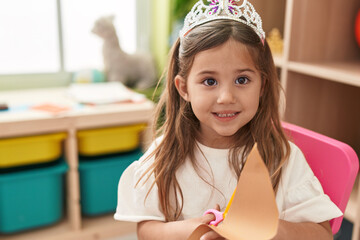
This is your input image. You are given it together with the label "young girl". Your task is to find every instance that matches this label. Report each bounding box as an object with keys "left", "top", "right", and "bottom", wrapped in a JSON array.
[{"left": 114, "top": 0, "right": 342, "bottom": 239}]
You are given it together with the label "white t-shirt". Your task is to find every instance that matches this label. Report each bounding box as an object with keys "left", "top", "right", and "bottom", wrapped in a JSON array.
[{"left": 114, "top": 138, "right": 342, "bottom": 223}]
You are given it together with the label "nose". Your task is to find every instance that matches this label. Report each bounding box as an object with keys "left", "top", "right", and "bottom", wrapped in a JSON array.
[{"left": 217, "top": 86, "right": 236, "bottom": 104}]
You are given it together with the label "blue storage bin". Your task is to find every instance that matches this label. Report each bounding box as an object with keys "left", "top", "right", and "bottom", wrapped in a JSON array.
[
  {"left": 0, "top": 161, "right": 68, "bottom": 233},
  {"left": 79, "top": 149, "right": 142, "bottom": 216}
]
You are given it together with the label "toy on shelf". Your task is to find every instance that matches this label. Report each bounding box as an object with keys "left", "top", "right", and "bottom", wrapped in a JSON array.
[
  {"left": 72, "top": 69, "right": 105, "bottom": 84},
  {"left": 267, "top": 28, "right": 284, "bottom": 55},
  {"left": 92, "top": 16, "right": 157, "bottom": 90}
]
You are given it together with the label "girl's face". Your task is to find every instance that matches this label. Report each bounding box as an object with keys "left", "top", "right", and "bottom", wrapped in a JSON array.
[{"left": 175, "top": 39, "right": 262, "bottom": 148}]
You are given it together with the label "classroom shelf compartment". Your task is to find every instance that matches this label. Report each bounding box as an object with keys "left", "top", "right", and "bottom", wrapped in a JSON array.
[
  {"left": 0, "top": 161, "right": 68, "bottom": 234},
  {"left": 252, "top": 0, "right": 286, "bottom": 36},
  {"left": 78, "top": 149, "right": 143, "bottom": 216},
  {"left": 287, "top": 61, "right": 360, "bottom": 87},
  {"left": 0, "top": 133, "right": 66, "bottom": 168},
  {"left": 289, "top": 0, "right": 360, "bottom": 63},
  {"left": 0, "top": 88, "right": 154, "bottom": 239},
  {"left": 77, "top": 124, "right": 146, "bottom": 156},
  {"left": 284, "top": 71, "right": 360, "bottom": 155}
]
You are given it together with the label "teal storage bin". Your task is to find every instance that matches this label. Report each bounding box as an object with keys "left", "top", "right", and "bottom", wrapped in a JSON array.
[
  {"left": 79, "top": 149, "right": 142, "bottom": 216},
  {"left": 0, "top": 161, "right": 67, "bottom": 233}
]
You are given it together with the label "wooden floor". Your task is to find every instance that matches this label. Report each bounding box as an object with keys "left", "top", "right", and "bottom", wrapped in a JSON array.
[{"left": 0, "top": 215, "right": 137, "bottom": 240}]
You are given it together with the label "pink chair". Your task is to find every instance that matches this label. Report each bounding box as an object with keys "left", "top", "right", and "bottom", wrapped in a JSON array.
[{"left": 282, "top": 122, "right": 359, "bottom": 234}]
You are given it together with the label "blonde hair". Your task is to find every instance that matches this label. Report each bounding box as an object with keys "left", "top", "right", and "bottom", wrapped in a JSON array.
[{"left": 140, "top": 20, "right": 290, "bottom": 221}]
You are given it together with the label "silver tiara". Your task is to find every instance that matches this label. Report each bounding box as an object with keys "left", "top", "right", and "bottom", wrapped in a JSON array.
[{"left": 179, "top": 0, "right": 265, "bottom": 42}]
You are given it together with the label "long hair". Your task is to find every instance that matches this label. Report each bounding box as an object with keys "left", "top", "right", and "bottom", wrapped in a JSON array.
[{"left": 140, "top": 20, "right": 290, "bottom": 221}]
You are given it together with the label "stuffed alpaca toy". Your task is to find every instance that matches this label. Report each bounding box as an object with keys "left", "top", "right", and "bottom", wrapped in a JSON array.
[{"left": 92, "top": 16, "right": 157, "bottom": 89}]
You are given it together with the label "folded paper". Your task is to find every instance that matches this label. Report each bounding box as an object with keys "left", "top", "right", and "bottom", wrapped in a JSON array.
[{"left": 188, "top": 144, "right": 279, "bottom": 240}]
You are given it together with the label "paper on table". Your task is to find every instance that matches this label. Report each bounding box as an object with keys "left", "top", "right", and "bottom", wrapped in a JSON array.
[
  {"left": 31, "top": 103, "right": 70, "bottom": 114},
  {"left": 188, "top": 144, "right": 279, "bottom": 240},
  {"left": 67, "top": 82, "right": 146, "bottom": 105}
]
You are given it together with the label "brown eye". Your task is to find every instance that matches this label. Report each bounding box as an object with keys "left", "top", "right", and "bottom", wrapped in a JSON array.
[
  {"left": 203, "top": 78, "right": 217, "bottom": 86},
  {"left": 235, "top": 77, "right": 249, "bottom": 85}
]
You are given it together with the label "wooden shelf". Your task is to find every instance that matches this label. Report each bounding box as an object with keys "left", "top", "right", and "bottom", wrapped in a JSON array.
[
  {"left": 0, "top": 87, "right": 153, "bottom": 240},
  {"left": 345, "top": 177, "right": 359, "bottom": 223},
  {"left": 252, "top": 0, "right": 286, "bottom": 35},
  {"left": 289, "top": 0, "right": 360, "bottom": 63},
  {"left": 288, "top": 61, "right": 360, "bottom": 87},
  {"left": 284, "top": 72, "right": 360, "bottom": 153},
  {"left": 278, "top": 0, "right": 360, "bottom": 238},
  {"left": 0, "top": 215, "right": 136, "bottom": 240},
  {"left": 273, "top": 54, "right": 284, "bottom": 68}
]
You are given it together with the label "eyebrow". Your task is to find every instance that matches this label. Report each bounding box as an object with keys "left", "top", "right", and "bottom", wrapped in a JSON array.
[{"left": 196, "top": 68, "right": 256, "bottom": 75}]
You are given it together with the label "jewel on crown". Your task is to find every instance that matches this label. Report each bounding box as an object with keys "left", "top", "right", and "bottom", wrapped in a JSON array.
[{"left": 179, "top": 0, "right": 265, "bottom": 42}]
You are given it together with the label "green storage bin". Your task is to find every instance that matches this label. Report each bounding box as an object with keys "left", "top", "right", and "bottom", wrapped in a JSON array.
[
  {"left": 0, "top": 161, "right": 68, "bottom": 233},
  {"left": 79, "top": 149, "right": 142, "bottom": 216}
]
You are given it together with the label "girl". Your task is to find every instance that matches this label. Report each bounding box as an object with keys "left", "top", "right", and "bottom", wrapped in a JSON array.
[{"left": 114, "top": 0, "right": 342, "bottom": 239}]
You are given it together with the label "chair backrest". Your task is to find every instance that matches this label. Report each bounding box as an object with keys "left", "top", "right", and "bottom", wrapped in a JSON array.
[{"left": 282, "top": 122, "right": 359, "bottom": 234}]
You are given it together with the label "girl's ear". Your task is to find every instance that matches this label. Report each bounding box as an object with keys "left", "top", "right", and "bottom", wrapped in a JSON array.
[{"left": 174, "top": 75, "right": 189, "bottom": 101}]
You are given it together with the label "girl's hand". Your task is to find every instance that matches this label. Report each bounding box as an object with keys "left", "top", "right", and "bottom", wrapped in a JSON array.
[
  {"left": 137, "top": 204, "right": 225, "bottom": 240},
  {"left": 199, "top": 204, "right": 225, "bottom": 240}
]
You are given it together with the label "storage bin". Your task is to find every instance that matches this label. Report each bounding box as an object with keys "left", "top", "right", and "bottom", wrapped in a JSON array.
[
  {"left": 0, "top": 133, "right": 66, "bottom": 168},
  {"left": 77, "top": 124, "right": 146, "bottom": 156},
  {"left": 79, "top": 149, "right": 142, "bottom": 216},
  {"left": 0, "top": 161, "right": 68, "bottom": 233}
]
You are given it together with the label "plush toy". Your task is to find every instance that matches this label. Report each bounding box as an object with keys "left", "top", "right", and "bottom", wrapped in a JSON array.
[{"left": 92, "top": 16, "right": 157, "bottom": 90}]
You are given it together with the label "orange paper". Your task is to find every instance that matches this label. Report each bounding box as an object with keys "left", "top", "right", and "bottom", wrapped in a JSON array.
[
  {"left": 188, "top": 144, "right": 279, "bottom": 240},
  {"left": 31, "top": 103, "right": 70, "bottom": 114}
]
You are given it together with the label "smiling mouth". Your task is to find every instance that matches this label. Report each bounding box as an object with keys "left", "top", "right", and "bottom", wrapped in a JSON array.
[{"left": 213, "top": 112, "right": 240, "bottom": 118}]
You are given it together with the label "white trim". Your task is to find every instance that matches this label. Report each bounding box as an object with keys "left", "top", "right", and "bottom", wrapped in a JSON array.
[
  {"left": 0, "top": 72, "right": 72, "bottom": 91},
  {"left": 136, "top": 0, "right": 152, "bottom": 53},
  {"left": 57, "top": 0, "right": 65, "bottom": 71}
]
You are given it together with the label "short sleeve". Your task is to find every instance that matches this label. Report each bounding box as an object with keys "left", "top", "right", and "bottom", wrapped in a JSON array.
[
  {"left": 114, "top": 139, "right": 166, "bottom": 222},
  {"left": 277, "top": 142, "right": 343, "bottom": 223}
]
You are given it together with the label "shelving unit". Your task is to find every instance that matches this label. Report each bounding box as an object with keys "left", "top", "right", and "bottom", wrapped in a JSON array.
[
  {"left": 254, "top": 0, "right": 360, "bottom": 238},
  {"left": 0, "top": 88, "right": 153, "bottom": 240}
]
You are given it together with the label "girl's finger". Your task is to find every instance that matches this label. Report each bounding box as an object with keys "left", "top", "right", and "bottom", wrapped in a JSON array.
[
  {"left": 202, "top": 204, "right": 221, "bottom": 224},
  {"left": 202, "top": 212, "right": 216, "bottom": 224},
  {"left": 200, "top": 230, "right": 223, "bottom": 240}
]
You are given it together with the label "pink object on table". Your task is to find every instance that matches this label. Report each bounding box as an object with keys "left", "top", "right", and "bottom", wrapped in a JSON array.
[{"left": 282, "top": 122, "right": 359, "bottom": 234}]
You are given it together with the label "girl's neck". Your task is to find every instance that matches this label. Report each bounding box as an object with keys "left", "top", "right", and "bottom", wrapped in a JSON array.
[{"left": 196, "top": 135, "right": 235, "bottom": 149}]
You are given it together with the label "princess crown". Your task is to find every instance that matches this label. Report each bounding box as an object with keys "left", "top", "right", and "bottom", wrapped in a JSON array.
[{"left": 179, "top": 0, "right": 265, "bottom": 43}]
